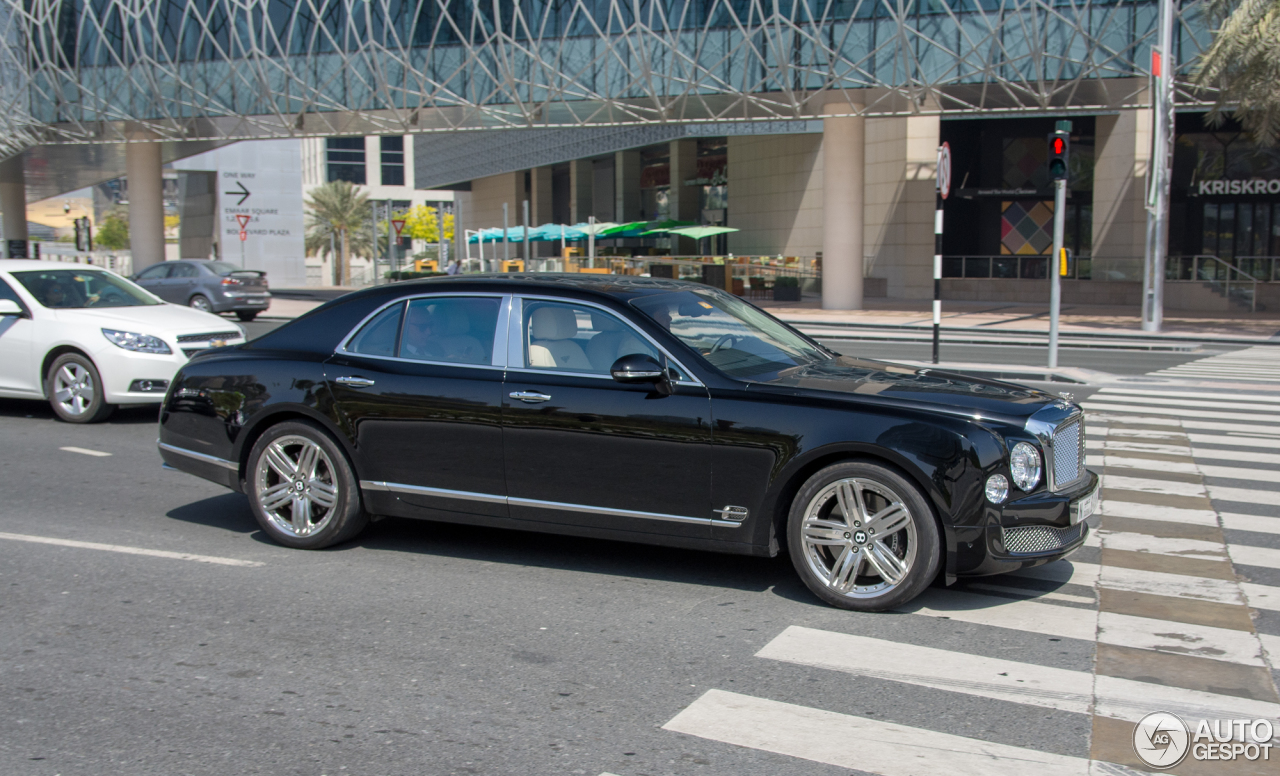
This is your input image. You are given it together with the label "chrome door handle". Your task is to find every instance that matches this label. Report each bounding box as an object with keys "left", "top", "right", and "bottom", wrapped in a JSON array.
[
  {"left": 336, "top": 376, "right": 376, "bottom": 388},
  {"left": 509, "top": 391, "right": 551, "bottom": 403}
]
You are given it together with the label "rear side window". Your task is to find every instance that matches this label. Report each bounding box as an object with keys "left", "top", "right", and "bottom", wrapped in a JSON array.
[
  {"left": 170, "top": 263, "right": 198, "bottom": 278},
  {"left": 399, "top": 296, "right": 501, "bottom": 365},
  {"left": 346, "top": 302, "right": 403, "bottom": 357}
]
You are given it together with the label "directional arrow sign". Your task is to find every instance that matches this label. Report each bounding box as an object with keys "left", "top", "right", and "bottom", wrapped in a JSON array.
[{"left": 225, "top": 181, "right": 251, "bottom": 205}]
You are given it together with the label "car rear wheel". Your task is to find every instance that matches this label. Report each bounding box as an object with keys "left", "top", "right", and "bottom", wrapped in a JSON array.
[
  {"left": 235, "top": 311, "right": 258, "bottom": 322},
  {"left": 46, "top": 353, "right": 115, "bottom": 424},
  {"left": 787, "top": 461, "right": 940, "bottom": 611},
  {"left": 189, "top": 294, "right": 212, "bottom": 312},
  {"left": 246, "top": 421, "right": 367, "bottom": 549}
]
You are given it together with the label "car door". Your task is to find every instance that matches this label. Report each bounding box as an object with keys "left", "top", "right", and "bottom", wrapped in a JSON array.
[
  {"left": 501, "top": 296, "right": 714, "bottom": 539},
  {"left": 132, "top": 263, "right": 172, "bottom": 300},
  {"left": 323, "top": 293, "right": 510, "bottom": 519},
  {"left": 0, "top": 276, "right": 39, "bottom": 394},
  {"left": 167, "top": 262, "right": 200, "bottom": 304}
]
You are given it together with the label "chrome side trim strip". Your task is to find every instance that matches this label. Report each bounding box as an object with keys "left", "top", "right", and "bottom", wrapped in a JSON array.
[
  {"left": 157, "top": 441, "right": 238, "bottom": 471},
  {"left": 508, "top": 496, "right": 708, "bottom": 526},
  {"left": 359, "top": 480, "right": 508, "bottom": 505},
  {"left": 359, "top": 478, "right": 739, "bottom": 527}
]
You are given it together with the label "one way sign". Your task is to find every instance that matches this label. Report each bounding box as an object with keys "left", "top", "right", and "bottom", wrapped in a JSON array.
[{"left": 224, "top": 181, "right": 251, "bottom": 205}]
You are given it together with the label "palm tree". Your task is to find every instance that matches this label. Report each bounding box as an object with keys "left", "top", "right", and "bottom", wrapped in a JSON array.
[
  {"left": 305, "top": 180, "right": 372, "bottom": 285},
  {"left": 1193, "top": 0, "right": 1280, "bottom": 144}
]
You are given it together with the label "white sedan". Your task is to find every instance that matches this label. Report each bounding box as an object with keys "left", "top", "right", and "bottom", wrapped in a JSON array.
[{"left": 0, "top": 260, "right": 247, "bottom": 423}]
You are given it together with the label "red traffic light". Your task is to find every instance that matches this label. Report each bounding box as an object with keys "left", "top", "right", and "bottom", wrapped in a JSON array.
[{"left": 1051, "top": 137, "right": 1065, "bottom": 155}]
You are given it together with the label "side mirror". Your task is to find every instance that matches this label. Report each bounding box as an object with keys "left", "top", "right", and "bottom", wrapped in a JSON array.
[
  {"left": 610, "top": 353, "right": 666, "bottom": 384},
  {"left": 0, "top": 299, "right": 25, "bottom": 317}
]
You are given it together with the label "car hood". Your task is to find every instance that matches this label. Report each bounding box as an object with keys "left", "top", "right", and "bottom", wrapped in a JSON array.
[
  {"left": 753, "top": 356, "right": 1056, "bottom": 421},
  {"left": 53, "top": 304, "right": 237, "bottom": 334}
]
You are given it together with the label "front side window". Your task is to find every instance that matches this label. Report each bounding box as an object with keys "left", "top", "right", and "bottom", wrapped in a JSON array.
[
  {"left": 12, "top": 269, "right": 162, "bottom": 309},
  {"left": 631, "top": 290, "right": 829, "bottom": 380},
  {"left": 523, "top": 301, "right": 659, "bottom": 375},
  {"left": 399, "top": 296, "right": 500, "bottom": 365}
]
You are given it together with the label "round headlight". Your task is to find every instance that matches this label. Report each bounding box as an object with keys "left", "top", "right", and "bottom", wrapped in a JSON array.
[
  {"left": 985, "top": 474, "right": 1009, "bottom": 504},
  {"left": 1010, "top": 442, "right": 1042, "bottom": 491}
]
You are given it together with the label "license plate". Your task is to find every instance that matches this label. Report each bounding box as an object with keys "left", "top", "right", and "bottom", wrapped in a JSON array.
[{"left": 1071, "top": 486, "right": 1098, "bottom": 525}]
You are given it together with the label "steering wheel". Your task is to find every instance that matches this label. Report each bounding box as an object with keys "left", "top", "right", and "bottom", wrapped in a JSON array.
[
  {"left": 708, "top": 334, "right": 739, "bottom": 354},
  {"left": 93, "top": 288, "right": 127, "bottom": 306}
]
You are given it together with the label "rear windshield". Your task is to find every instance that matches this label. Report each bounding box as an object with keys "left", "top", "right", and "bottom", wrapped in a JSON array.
[
  {"left": 12, "top": 268, "right": 161, "bottom": 309},
  {"left": 207, "top": 261, "right": 258, "bottom": 275}
]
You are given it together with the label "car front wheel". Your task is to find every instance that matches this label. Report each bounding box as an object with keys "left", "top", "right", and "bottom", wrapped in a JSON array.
[
  {"left": 787, "top": 461, "right": 940, "bottom": 611},
  {"left": 46, "top": 353, "right": 115, "bottom": 424},
  {"left": 246, "top": 420, "right": 367, "bottom": 549}
]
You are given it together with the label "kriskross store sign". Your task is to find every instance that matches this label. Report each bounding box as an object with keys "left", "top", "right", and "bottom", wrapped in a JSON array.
[{"left": 1193, "top": 178, "right": 1280, "bottom": 195}]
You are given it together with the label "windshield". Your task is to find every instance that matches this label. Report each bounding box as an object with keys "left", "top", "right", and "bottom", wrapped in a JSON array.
[
  {"left": 631, "top": 289, "right": 831, "bottom": 379},
  {"left": 13, "top": 268, "right": 161, "bottom": 309}
]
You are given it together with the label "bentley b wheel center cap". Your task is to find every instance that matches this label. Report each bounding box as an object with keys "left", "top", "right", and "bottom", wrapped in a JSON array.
[{"left": 853, "top": 530, "right": 868, "bottom": 544}]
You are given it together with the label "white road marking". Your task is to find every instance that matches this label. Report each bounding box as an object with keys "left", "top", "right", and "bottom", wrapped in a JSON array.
[
  {"left": 1104, "top": 442, "right": 1193, "bottom": 456},
  {"left": 1103, "top": 475, "right": 1205, "bottom": 498},
  {"left": 1189, "top": 433, "right": 1280, "bottom": 449},
  {"left": 756, "top": 626, "right": 1280, "bottom": 723},
  {"left": 1221, "top": 512, "right": 1280, "bottom": 535},
  {"left": 907, "top": 589, "right": 1265, "bottom": 665},
  {"left": 1205, "top": 483, "right": 1280, "bottom": 506},
  {"left": 1241, "top": 582, "right": 1280, "bottom": 613},
  {"left": 1099, "top": 388, "right": 1280, "bottom": 404},
  {"left": 663, "top": 689, "right": 1093, "bottom": 776},
  {"left": 59, "top": 446, "right": 111, "bottom": 457},
  {"left": 1082, "top": 401, "right": 1280, "bottom": 424},
  {"left": 1013, "top": 560, "right": 1280, "bottom": 613},
  {"left": 0, "top": 531, "right": 264, "bottom": 567},
  {"left": 1099, "top": 456, "right": 1200, "bottom": 475},
  {"left": 1087, "top": 395, "right": 1280, "bottom": 414},
  {"left": 965, "top": 582, "right": 1095, "bottom": 605},
  {"left": 1099, "top": 499, "right": 1219, "bottom": 526},
  {"left": 1097, "top": 530, "right": 1228, "bottom": 561},
  {"left": 1227, "top": 542, "right": 1280, "bottom": 570},
  {"left": 1193, "top": 447, "right": 1280, "bottom": 466}
]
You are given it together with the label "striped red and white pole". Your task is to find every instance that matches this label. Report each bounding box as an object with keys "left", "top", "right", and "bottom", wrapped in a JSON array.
[{"left": 933, "top": 191, "right": 943, "bottom": 364}]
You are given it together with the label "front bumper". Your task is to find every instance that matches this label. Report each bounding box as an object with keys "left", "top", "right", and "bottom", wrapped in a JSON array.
[
  {"left": 954, "top": 470, "right": 1099, "bottom": 578},
  {"left": 96, "top": 336, "right": 245, "bottom": 405}
]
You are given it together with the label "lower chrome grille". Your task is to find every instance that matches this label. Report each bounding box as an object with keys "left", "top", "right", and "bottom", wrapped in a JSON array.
[
  {"left": 1051, "top": 418, "right": 1083, "bottom": 490},
  {"left": 1002, "top": 523, "right": 1086, "bottom": 555}
]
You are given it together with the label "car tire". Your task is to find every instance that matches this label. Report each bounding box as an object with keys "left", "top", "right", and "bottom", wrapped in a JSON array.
[
  {"left": 787, "top": 461, "right": 940, "bottom": 612},
  {"left": 246, "top": 420, "right": 367, "bottom": 549},
  {"left": 189, "top": 294, "right": 213, "bottom": 312},
  {"left": 46, "top": 353, "right": 116, "bottom": 424},
  {"left": 235, "top": 311, "right": 258, "bottom": 322}
]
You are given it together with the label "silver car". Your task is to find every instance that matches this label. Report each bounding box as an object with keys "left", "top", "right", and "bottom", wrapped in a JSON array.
[{"left": 132, "top": 260, "right": 271, "bottom": 322}]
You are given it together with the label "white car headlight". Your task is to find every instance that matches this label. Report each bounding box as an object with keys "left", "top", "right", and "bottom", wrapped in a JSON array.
[
  {"left": 1010, "top": 442, "right": 1042, "bottom": 491},
  {"left": 102, "top": 328, "right": 172, "bottom": 355}
]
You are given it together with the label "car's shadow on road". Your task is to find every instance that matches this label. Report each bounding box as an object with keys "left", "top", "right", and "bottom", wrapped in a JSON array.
[
  {"left": 0, "top": 398, "right": 159, "bottom": 425},
  {"left": 164, "top": 493, "right": 816, "bottom": 605}
]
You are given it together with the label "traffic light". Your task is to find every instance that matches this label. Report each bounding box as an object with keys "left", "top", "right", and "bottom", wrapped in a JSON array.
[
  {"left": 1048, "top": 130, "right": 1070, "bottom": 181},
  {"left": 1059, "top": 247, "right": 1072, "bottom": 277}
]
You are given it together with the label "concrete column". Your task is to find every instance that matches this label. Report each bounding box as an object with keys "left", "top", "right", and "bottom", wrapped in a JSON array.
[
  {"left": 822, "top": 103, "right": 865, "bottom": 309},
  {"left": 126, "top": 140, "right": 166, "bottom": 272},
  {"left": 1092, "top": 109, "right": 1151, "bottom": 265},
  {"left": 0, "top": 154, "right": 28, "bottom": 257},
  {"left": 863, "top": 114, "right": 941, "bottom": 300},
  {"left": 529, "top": 166, "right": 553, "bottom": 256},
  {"left": 668, "top": 139, "right": 699, "bottom": 254},
  {"left": 615, "top": 150, "right": 641, "bottom": 223},
  {"left": 570, "top": 159, "right": 593, "bottom": 223}
]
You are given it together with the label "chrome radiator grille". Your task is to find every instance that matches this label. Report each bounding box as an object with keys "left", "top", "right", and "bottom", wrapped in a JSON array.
[
  {"left": 1003, "top": 523, "right": 1086, "bottom": 554},
  {"left": 177, "top": 331, "right": 242, "bottom": 343},
  {"left": 1051, "top": 419, "right": 1083, "bottom": 489}
]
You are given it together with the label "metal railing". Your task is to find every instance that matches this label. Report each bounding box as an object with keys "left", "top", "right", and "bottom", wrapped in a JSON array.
[{"left": 1167, "top": 254, "right": 1261, "bottom": 312}]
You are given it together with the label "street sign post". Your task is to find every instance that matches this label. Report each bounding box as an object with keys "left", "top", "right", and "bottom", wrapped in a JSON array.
[
  {"left": 1047, "top": 121, "right": 1071, "bottom": 368},
  {"left": 933, "top": 142, "right": 951, "bottom": 364},
  {"left": 235, "top": 214, "right": 252, "bottom": 267}
]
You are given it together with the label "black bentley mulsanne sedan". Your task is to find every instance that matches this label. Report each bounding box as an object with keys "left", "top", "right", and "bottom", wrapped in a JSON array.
[{"left": 157, "top": 275, "right": 1098, "bottom": 611}]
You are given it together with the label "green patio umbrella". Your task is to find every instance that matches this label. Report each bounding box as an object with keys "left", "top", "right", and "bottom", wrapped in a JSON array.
[{"left": 597, "top": 220, "right": 650, "bottom": 237}]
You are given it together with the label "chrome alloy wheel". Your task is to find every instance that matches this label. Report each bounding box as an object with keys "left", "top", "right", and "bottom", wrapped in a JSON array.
[
  {"left": 254, "top": 435, "right": 340, "bottom": 538},
  {"left": 53, "top": 363, "right": 96, "bottom": 417},
  {"left": 799, "top": 477, "right": 917, "bottom": 598}
]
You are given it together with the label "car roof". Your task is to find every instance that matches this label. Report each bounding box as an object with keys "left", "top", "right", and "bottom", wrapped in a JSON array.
[
  {"left": 0, "top": 260, "right": 115, "bottom": 272},
  {"left": 354, "top": 273, "right": 712, "bottom": 303}
]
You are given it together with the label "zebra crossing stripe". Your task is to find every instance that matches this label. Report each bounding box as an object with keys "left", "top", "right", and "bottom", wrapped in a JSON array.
[
  {"left": 1099, "top": 387, "right": 1280, "bottom": 404},
  {"left": 755, "top": 626, "right": 1280, "bottom": 723},
  {"left": 1097, "top": 500, "right": 1218, "bottom": 526},
  {"left": 1097, "top": 530, "right": 1228, "bottom": 561},
  {"left": 1189, "top": 432, "right": 1280, "bottom": 449},
  {"left": 1087, "top": 393, "right": 1280, "bottom": 412},
  {"left": 1102, "top": 475, "right": 1205, "bottom": 497},
  {"left": 662, "top": 689, "right": 1094, "bottom": 776},
  {"left": 1084, "top": 402, "right": 1280, "bottom": 424},
  {"left": 1205, "top": 483, "right": 1280, "bottom": 505},
  {"left": 1228, "top": 543, "right": 1280, "bottom": 569},
  {"left": 1221, "top": 512, "right": 1280, "bottom": 535},
  {"left": 1192, "top": 446, "right": 1280, "bottom": 465}
]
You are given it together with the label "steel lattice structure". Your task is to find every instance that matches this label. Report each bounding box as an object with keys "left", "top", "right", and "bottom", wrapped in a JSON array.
[{"left": 1, "top": 0, "right": 1210, "bottom": 161}]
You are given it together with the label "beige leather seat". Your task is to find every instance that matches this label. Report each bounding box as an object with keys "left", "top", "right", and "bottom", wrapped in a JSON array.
[
  {"left": 585, "top": 312, "right": 651, "bottom": 372},
  {"left": 528, "top": 306, "right": 593, "bottom": 371},
  {"left": 435, "top": 305, "right": 486, "bottom": 363}
]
